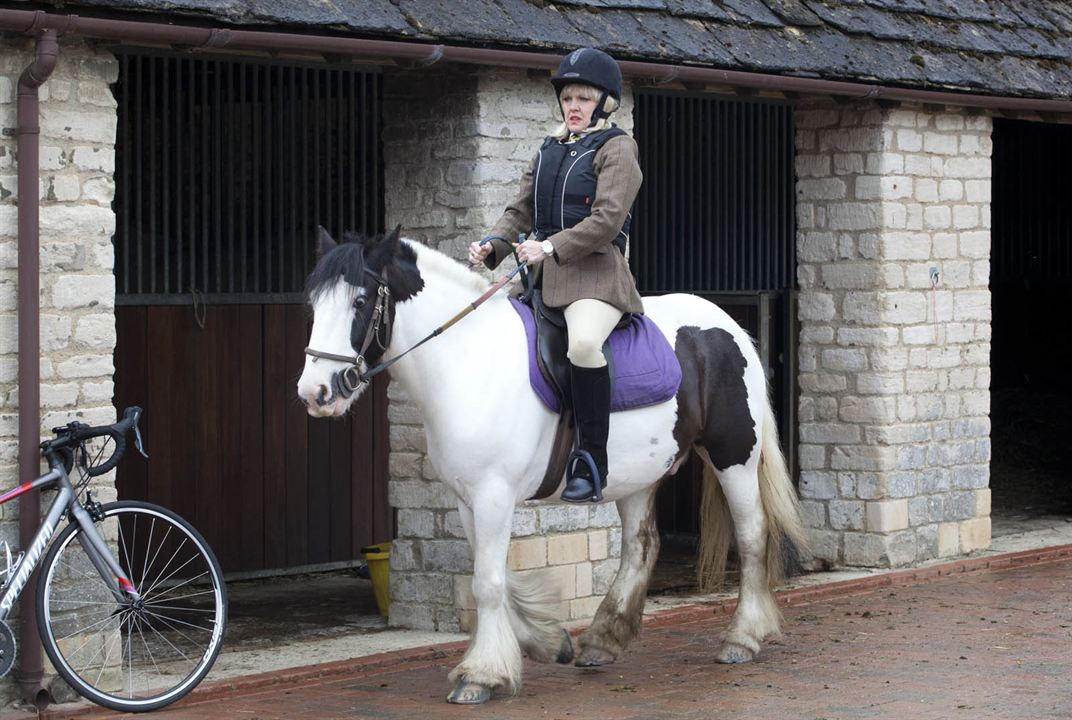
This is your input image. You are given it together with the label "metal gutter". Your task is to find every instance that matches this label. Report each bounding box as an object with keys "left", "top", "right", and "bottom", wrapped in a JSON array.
[
  {"left": 1, "top": 7, "right": 1071, "bottom": 113},
  {"left": 15, "top": 26, "right": 58, "bottom": 710}
]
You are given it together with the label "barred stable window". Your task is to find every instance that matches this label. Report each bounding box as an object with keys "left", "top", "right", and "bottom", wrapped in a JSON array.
[
  {"left": 632, "top": 92, "right": 795, "bottom": 294},
  {"left": 114, "top": 51, "right": 384, "bottom": 304}
]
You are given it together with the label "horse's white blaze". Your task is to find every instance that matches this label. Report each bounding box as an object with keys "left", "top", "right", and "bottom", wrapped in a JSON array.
[{"left": 298, "top": 282, "right": 358, "bottom": 417}]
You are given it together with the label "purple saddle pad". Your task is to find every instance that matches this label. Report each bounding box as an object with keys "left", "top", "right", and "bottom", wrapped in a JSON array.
[{"left": 509, "top": 297, "right": 682, "bottom": 413}]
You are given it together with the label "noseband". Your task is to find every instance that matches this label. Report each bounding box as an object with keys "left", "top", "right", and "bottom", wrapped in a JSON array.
[{"left": 304, "top": 267, "right": 392, "bottom": 400}]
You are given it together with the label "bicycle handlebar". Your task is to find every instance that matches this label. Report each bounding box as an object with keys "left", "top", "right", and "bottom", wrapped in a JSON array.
[{"left": 53, "top": 406, "right": 147, "bottom": 477}]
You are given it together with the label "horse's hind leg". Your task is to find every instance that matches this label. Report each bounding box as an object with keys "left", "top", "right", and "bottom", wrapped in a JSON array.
[
  {"left": 575, "top": 485, "right": 660, "bottom": 667},
  {"left": 705, "top": 456, "right": 782, "bottom": 663}
]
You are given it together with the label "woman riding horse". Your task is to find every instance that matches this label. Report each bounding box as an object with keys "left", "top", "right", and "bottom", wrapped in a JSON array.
[{"left": 469, "top": 47, "right": 641, "bottom": 504}]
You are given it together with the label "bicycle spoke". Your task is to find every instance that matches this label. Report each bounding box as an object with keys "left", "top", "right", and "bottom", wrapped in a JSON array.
[
  {"left": 142, "top": 537, "right": 196, "bottom": 598},
  {"left": 141, "top": 570, "right": 214, "bottom": 602},
  {"left": 135, "top": 611, "right": 200, "bottom": 667}
]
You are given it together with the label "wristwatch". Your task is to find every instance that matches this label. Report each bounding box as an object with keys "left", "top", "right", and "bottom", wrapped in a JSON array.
[{"left": 541, "top": 239, "right": 555, "bottom": 257}]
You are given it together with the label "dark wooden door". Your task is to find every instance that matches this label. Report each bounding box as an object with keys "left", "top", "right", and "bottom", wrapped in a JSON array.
[{"left": 114, "top": 303, "right": 391, "bottom": 575}]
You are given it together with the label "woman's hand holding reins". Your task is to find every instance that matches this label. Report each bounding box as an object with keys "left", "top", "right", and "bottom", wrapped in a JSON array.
[
  {"left": 468, "top": 240, "right": 493, "bottom": 267},
  {"left": 513, "top": 238, "right": 545, "bottom": 265}
]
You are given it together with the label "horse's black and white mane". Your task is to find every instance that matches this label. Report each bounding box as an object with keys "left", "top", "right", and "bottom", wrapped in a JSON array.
[{"left": 305, "top": 228, "right": 426, "bottom": 305}]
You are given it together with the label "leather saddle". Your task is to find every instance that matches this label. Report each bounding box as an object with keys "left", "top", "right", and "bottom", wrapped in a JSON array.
[{"left": 517, "top": 289, "right": 628, "bottom": 501}]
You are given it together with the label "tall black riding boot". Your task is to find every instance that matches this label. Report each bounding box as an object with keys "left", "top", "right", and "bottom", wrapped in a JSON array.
[{"left": 561, "top": 364, "right": 611, "bottom": 503}]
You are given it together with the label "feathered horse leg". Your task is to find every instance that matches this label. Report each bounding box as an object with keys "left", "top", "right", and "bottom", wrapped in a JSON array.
[{"left": 447, "top": 484, "right": 522, "bottom": 704}]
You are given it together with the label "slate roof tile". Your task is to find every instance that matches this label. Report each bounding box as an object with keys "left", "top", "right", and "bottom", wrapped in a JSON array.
[
  {"left": 864, "top": 0, "right": 1022, "bottom": 26},
  {"left": 67, "top": 0, "right": 247, "bottom": 22},
  {"left": 559, "top": 7, "right": 657, "bottom": 55},
  {"left": 791, "top": 27, "right": 929, "bottom": 84},
  {"left": 393, "top": 0, "right": 527, "bottom": 43},
  {"left": 760, "top": 0, "right": 823, "bottom": 27},
  {"left": 665, "top": 0, "right": 735, "bottom": 22},
  {"left": 243, "top": 0, "right": 414, "bottom": 35},
  {"left": 1005, "top": 0, "right": 1060, "bottom": 31},
  {"left": 564, "top": 7, "right": 737, "bottom": 64},
  {"left": 706, "top": 24, "right": 829, "bottom": 73},
  {"left": 720, "top": 0, "right": 785, "bottom": 27},
  {"left": 914, "top": 49, "right": 1008, "bottom": 93},
  {"left": 982, "top": 25, "right": 1066, "bottom": 61},
  {"left": 552, "top": 0, "right": 667, "bottom": 9},
  {"left": 487, "top": 0, "right": 590, "bottom": 48},
  {"left": 1040, "top": 4, "right": 1072, "bottom": 33}
]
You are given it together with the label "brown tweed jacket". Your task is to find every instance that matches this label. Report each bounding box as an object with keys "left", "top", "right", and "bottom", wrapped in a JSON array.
[{"left": 484, "top": 134, "right": 645, "bottom": 314}]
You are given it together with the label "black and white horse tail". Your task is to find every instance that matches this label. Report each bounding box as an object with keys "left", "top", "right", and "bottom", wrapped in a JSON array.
[{"left": 697, "top": 397, "right": 808, "bottom": 593}]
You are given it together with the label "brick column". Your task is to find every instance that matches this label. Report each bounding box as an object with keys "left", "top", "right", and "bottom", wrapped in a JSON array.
[
  {"left": 0, "top": 39, "right": 119, "bottom": 705},
  {"left": 796, "top": 99, "right": 992, "bottom": 568}
]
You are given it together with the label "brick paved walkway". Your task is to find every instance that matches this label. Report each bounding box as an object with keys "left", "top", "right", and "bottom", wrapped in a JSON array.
[{"left": 25, "top": 548, "right": 1072, "bottom": 720}]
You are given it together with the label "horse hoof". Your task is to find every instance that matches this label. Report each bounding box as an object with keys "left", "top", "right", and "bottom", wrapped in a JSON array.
[
  {"left": 446, "top": 680, "right": 492, "bottom": 704},
  {"left": 715, "top": 642, "right": 755, "bottom": 664},
  {"left": 575, "top": 646, "right": 616, "bottom": 667},
  {"left": 556, "top": 629, "right": 574, "bottom": 664}
]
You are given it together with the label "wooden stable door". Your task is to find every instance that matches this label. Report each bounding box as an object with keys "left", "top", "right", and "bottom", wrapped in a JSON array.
[{"left": 114, "top": 303, "right": 391, "bottom": 576}]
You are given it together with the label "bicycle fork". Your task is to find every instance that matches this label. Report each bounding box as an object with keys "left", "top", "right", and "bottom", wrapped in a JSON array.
[{"left": 68, "top": 500, "right": 142, "bottom": 604}]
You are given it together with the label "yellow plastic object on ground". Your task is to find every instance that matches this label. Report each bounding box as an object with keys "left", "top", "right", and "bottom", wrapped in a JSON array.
[{"left": 360, "top": 542, "right": 391, "bottom": 617}]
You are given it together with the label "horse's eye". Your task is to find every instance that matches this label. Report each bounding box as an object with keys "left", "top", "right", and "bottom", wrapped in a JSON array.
[{"left": 353, "top": 296, "right": 367, "bottom": 310}]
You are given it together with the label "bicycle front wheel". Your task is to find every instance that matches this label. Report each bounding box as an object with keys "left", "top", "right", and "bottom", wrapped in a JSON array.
[{"left": 36, "top": 500, "right": 227, "bottom": 712}]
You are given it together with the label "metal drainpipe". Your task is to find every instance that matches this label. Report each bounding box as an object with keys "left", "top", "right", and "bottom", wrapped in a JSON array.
[{"left": 15, "top": 26, "right": 59, "bottom": 711}]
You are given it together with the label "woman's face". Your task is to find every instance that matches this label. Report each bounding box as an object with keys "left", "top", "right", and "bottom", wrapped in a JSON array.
[{"left": 560, "top": 88, "right": 599, "bottom": 134}]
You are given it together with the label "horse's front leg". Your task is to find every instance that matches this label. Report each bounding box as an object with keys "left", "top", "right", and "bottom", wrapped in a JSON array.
[
  {"left": 447, "top": 485, "right": 521, "bottom": 704},
  {"left": 575, "top": 485, "right": 660, "bottom": 667}
]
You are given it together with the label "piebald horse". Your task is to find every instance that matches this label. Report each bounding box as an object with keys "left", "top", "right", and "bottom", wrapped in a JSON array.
[{"left": 297, "top": 227, "right": 807, "bottom": 704}]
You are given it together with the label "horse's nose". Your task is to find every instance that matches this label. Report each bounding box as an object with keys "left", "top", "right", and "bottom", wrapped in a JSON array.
[{"left": 316, "top": 384, "right": 332, "bottom": 406}]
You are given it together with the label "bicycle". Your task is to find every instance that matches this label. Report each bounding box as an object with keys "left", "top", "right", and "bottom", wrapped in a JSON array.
[{"left": 0, "top": 407, "right": 227, "bottom": 712}]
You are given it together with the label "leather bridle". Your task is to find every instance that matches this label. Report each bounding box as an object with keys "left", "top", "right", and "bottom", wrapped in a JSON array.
[
  {"left": 304, "top": 251, "right": 530, "bottom": 405},
  {"left": 304, "top": 267, "right": 392, "bottom": 401}
]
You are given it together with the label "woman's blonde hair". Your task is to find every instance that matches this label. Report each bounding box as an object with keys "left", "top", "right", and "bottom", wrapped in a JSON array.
[{"left": 551, "top": 82, "right": 620, "bottom": 139}]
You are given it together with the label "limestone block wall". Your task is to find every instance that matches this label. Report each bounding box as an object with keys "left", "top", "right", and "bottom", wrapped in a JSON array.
[
  {"left": 795, "top": 98, "right": 992, "bottom": 568},
  {"left": 381, "top": 65, "right": 632, "bottom": 631},
  {"left": 0, "top": 38, "right": 119, "bottom": 704}
]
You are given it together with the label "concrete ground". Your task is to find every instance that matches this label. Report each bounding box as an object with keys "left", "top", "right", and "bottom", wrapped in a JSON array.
[{"left": 3, "top": 517, "right": 1070, "bottom": 719}]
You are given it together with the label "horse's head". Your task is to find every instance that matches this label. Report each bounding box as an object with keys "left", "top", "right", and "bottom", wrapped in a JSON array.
[{"left": 297, "top": 225, "right": 423, "bottom": 417}]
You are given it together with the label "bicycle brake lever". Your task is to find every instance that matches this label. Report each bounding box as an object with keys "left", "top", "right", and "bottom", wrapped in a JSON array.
[{"left": 133, "top": 422, "right": 149, "bottom": 459}]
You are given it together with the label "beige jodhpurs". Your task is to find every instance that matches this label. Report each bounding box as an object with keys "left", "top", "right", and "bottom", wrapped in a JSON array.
[{"left": 563, "top": 298, "right": 623, "bottom": 369}]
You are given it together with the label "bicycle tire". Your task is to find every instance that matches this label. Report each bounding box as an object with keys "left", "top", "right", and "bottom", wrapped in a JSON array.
[{"left": 36, "top": 500, "right": 227, "bottom": 712}]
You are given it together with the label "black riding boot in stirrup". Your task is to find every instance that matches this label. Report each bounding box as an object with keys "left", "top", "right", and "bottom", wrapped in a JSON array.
[{"left": 561, "top": 364, "right": 611, "bottom": 503}]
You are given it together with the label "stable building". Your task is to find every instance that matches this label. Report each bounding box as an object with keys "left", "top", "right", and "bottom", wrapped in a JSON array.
[{"left": 1, "top": 0, "right": 1071, "bottom": 701}]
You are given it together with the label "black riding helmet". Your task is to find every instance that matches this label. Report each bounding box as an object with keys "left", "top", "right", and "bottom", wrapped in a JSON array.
[{"left": 551, "top": 48, "right": 622, "bottom": 126}]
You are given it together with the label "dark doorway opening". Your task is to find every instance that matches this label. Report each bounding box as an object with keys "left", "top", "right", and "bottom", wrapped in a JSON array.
[
  {"left": 991, "top": 118, "right": 1072, "bottom": 532},
  {"left": 632, "top": 92, "right": 796, "bottom": 592},
  {"left": 111, "top": 50, "right": 392, "bottom": 577}
]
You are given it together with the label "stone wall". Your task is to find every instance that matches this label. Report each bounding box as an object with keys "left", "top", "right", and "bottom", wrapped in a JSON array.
[
  {"left": 795, "top": 98, "right": 992, "bottom": 568},
  {"left": 0, "top": 37, "right": 119, "bottom": 704},
  {"left": 381, "top": 65, "right": 632, "bottom": 630}
]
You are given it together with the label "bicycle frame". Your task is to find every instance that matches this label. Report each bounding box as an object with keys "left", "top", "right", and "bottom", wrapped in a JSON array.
[{"left": 0, "top": 453, "right": 140, "bottom": 622}]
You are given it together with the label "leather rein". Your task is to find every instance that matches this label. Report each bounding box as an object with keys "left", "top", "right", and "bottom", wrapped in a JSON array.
[{"left": 304, "top": 253, "right": 529, "bottom": 401}]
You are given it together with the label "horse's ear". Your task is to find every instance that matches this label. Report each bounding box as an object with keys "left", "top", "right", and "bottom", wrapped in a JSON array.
[
  {"left": 383, "top": 224, "right": 402, "bottom": 255},
  {"left": 367, "top": 224, "right": 403, "bottom": 270},
  {"left": 317, "top": 226, "right": 337, "bottom": 257}
]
